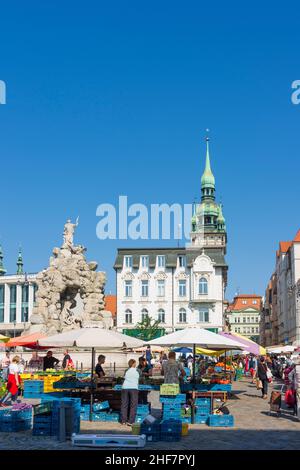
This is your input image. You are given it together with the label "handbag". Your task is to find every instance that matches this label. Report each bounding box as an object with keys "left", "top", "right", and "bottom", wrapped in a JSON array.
[
  {"left": 266, "top": 367, "right": 273, "bottom": 383},
  {"left": 256, "top": 378, "right": 263, "bottom": 389},
  {"left": 285, "top": 388, "right": 296, "bottom": 407}
]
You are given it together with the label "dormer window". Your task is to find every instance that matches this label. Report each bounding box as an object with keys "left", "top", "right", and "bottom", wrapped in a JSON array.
[
  {"left": 178, "top": 255, "right": 186, "bottom": 268},
  {"left": 157, "top": 255, "right": 166, "bottom": 268},
  {"left": 124, "top": 255, "right": 132, "bottom": 269}
]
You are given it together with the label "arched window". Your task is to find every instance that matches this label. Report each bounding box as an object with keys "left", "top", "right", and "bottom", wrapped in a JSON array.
[
  {"left": 158, "top": 309, "right": 165, "bottom": 324},
  {"left": 179, "top": 308, "right": 187, "bottom": 323},
  {"left": 141, "top": 308, "right": 149, "bottom": 322},
  {"left": 199, "top": 277, "right": 208, "bottom": 295},
  {"left": 125, "top": 309, "right": 132, "bottom": 324}
]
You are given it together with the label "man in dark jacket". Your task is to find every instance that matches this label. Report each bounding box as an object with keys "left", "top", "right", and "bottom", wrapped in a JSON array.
[
  {"left": 43, "top": 351, "right": 60, "bottom": 371},
  {"left": 257, "top": 356, "right": 268, "bottom": 399}
]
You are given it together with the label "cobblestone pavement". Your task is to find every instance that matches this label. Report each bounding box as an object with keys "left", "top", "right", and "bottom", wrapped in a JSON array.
[{"left": 0, "top": 377, "right": 299, "bottom": 450}]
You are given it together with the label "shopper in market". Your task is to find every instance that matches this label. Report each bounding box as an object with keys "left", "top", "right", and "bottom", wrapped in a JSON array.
[
  {"left": 257, "top": 356, "right": 269, "bottom": 399},
  {"left": 62, "top": 350, "right": 74, "bottom": 370},
  {"left": 95, "top": 354, "right": 106, "bottom": 378},
  {"left": 1, "top": 352, "right": 10, "bottom": 381},
  {"left": 43, "top": 350, "right": 60, "bottom": 371},
  {"left": 249, "top": 355, "right": 258, "bottom": 383},
  {"left": 288, "top": 358, "right": 300, "bottom": 419},
  {"left": 162, "top": 351, "right": 186, "bottom": 384},
  {"left": 28, "top": 351, "right": 43, "bottom": 370},
  {"left": 120, "top": 358, "right": 140, "bottom": 426},
  {"left": 137, "top": 357, "right": 152, "bottom": 378},
  {"left": 0, "top": 356, "right": 21, "bottom": 407}
]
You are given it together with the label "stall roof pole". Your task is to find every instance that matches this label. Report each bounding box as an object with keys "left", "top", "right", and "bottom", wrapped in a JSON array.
[{"left": 90, "top": 347, "right": 95, "bottom": 421}]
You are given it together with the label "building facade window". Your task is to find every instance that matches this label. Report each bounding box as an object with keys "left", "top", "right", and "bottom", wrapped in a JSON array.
[
  {"left": 198, "top": 277, "right": 208, "bottom": 295},
  {"left": 242, "top": 300, "right": 247, "bottom": 305},
  {"left": 157, "top": 255, "right": 166, "bottom": 268},
  {"left": 179, "top": 308, "right": 187, "bottom": 323},
  {"left": 33, "top": 284, "right": 38, "bottom": 304},
  {"left": 141, "top": 280, "right": 149, "bottom": 297},
  {"left": 10, "top": 284, "right": 17, "bottom": 323},
  {"left": 124, "top": 256, "right": 133, "bottom": 269},
  {"left": 125, "top": 309, "right": 132, "bottom": 324},
  {"left": 21, "top": 284, "right": 29, "bottom": 322},
  {"left": 158, "top": 309, "right": 165, "bottom": 324},
  {"left": 178, "top": 255, "right": 186, "bottom": 268},
  {"left": 253, "top": 300, "right": 257, "bottom": 305},
  {"left": 178, "top": 280, "right": 186, "bottom": 297},
  {"left": 0, "top": 285, "right": 4, "bottom": 323},
  {"left": 198, "top": 308, "right": 209, "bottom": 323},
  {"left": 243, "top": 317, "right": 246, "bottom": 323},
  {"left": 141, "top": 256, "right": 149, "bottom": 268},
  {"left": 141, "top": 308, "right": 149, "bottom": 322},
  {"left": 125, "top": 280, "right": 132, "bottom": 297},
  {"left": 157, "top": 280, "right": 165, "bottom": 297}
]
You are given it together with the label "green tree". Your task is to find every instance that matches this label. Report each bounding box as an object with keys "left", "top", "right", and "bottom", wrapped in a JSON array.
[{"left": 135, "top": 315, "right": 162, "bottom": 341}]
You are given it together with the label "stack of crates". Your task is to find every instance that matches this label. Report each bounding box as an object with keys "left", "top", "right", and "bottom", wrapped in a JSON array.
[
  {"left": 140, "top": 421, "right": 161, "bottom": 442},
  {"left": 160, "top": 393, "right": 186, "bottom": 421},
  {"left": 33, "top": 414, "right": 53, "bottom": 436},
  {"left": 43, "top": 375, "right": 63, "bottom": 393},
  {"left": 194, "top": 397, "right": 211, "bottom": 424},
  {"left": 160, "top": 418, "right": 182, "bottom": 442},
  {"left": 0, "top": 407, "right": 33, "bottom": 432},
  {"left": 51, "top": 397, "right": 81, "bottom": 436},
  {"left": 23, "top": 380, "right": 44, "bottom": 398},
  {"left": 135, "top": 404, "right": 150, "bottom": 423},
  {"left": 162, "top": 403, "right": 182, "bottom": 420},
  {"left": 80, "top": 404, "right": 90, "bottom": 421}
]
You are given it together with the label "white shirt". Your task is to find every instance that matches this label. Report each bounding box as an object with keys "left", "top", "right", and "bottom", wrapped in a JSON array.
[
  {"left": 9, "top": 363, "right": 19, "bottom": 374},
  {"left": 122, "top": 367, "right": 139, "bottom": 390}
]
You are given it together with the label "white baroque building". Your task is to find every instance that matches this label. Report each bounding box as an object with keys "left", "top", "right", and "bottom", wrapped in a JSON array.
[
  {"left": 114, "top": 138, "right": 228, "bottom": 334},
  {"left": 0, "top": 247, "right": 37, "bottom": 336}
]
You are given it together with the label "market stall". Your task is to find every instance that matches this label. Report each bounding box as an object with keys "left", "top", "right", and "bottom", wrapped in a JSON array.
[{"left": 38, "top": 328, "right": 144, "bottom": 420}]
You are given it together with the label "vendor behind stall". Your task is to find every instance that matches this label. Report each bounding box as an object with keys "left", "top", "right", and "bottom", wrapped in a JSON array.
[
  {"left": 43, "top": 351, "right": 59, "bottom": 371},
  {"left": 137, "top": 357, "right": 152, "bottom": 378},
  {"left": 162, "top": 351, "right": 186, "bottom": 384},
  {"left": 95, "top": 355, "right": 106, "bottom": 378}
]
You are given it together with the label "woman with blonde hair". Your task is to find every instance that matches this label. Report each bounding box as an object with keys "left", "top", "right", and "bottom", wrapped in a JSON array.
[
  {"left": 0, "top": 356, "right": 21, "bottom": 407},
  {"left": 120, "top": 359, "right": 140, "bottom": 426}
]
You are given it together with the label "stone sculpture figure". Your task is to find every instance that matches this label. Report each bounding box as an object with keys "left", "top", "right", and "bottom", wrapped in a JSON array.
[
  {"left": 27, "top": 219, "right": 113, "bottom": 334},
  {"left": 63, "top": 217, "right": 79, "bottom": 248}
]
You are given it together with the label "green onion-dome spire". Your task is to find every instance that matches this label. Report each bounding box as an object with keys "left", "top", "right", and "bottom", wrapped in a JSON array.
[
  {"left": 0, "top": 245, "right": 6, "bottom": 276},
  {"left": 17, "top": 246, "right": 24, "bottom": 275},
  {"left": 201, "top": 135, "right": 215, "bottom": 200}
]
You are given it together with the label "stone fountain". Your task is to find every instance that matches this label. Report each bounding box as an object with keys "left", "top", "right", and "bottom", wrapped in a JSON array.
[{"left": 28, "top": 218, "right": 113, "bottom": 335}]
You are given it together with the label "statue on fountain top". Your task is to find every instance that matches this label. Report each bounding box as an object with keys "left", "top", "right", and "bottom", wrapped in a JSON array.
[{"left": 63, "top": 217, "right": 79, "bottom": 248}]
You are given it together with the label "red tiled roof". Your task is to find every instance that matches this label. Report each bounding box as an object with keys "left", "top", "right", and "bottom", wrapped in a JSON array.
[
  {"left": 294, "top": 229, "right": 300, "bottom": 243},
  {"left": 105, "top": 295, "right": 117, "bottom": 317},
  {"left": 227, "top": 294, "right": 262, "bottom": 312},
  {"left": 279, "top": 241, "right": 292, "bottom": 253}
]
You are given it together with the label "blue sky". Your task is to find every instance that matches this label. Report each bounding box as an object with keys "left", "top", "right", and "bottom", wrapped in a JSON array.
[{"left": 0, "top": 1, "right": 300, "bottom": 300}]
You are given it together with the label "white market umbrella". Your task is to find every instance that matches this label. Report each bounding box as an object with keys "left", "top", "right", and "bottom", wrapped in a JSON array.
[
  {"left": 147, "top": 327, "right": 243, "bottom": 350},
  {"left": 38, "top": 328, "right": 144, "bottom": 349},
  {"left": 38, "top": 328, "right": 144, "bottom": 420},
  {"left": 266, "top": 345, "right": 295, "bottom": 354},
  {"left": 146, "top": 327, "right": 243, "bottom": 383}
]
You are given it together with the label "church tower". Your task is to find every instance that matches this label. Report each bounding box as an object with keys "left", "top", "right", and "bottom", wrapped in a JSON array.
[{"left": 190, "top": 136, "right": 227, "bottom": 253}]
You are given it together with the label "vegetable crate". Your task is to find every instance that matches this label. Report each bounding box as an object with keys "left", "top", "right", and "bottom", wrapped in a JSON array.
[
  {"left": 23, "top": 380, "right": 44, "bottom": 398},
  {"left": 207, "top": 414, "right": 234, "bottom": 427},
  {"left": 160, "top": 394, "right": 186, "bottom": 404},
  {"left": 195, "top": 398, "right": 211, "bottom": 406},
  {"left": 160, "top": 419, "right": 182, "bottom": 442},
  {"left": 160, "top": 384, "right": 180, "bottom": 396},
  {"left": 140, "top": 422, "right": 161, "bottom": 442},
  {"left": 0, "top": 408, "right": 33, "bottom": 432}
]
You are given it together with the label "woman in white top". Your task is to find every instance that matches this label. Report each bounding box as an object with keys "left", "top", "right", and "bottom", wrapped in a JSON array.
[
  {"left": 0, "top": 356, "right": 21, "bottom": 406},
  {"left": 120, "top": 359, "right": 140, "bottom": 426}
]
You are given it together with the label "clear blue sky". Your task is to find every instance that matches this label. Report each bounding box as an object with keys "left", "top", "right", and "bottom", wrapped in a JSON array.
[{"left": 0, "top": 1, "right": 300, "bottom": 300}]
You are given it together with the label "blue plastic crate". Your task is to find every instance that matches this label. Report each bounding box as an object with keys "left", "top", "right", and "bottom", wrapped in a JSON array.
[
  {"left": 195, "top": 398, "right": 211, "bottom": 406},
  {"left": 209, "top": 384, "right": 231, "bottom": 392},
  {"left": 105, "top": 413, "right": 120, "bottom": 422},
  {"left": 93, "top": 401, "right": 110, "bottom": 412},
  {"left": 160, "top": 432, "right": 181, "bottom": 442},
  {"left": 160, "top": 394, "right": 186, "bottom": 404},
  {"left": 194, "top": 414, "right": 208, "bottom": 424},
  {"left": 207, "top": 414, "right": 234, "bottom": 427},
  {"left": 136, "top": 404, "right": 150, "bottom": 412},
  {"left": 91, "top": 412, "right": 108, "bottom": 421},
  {"left": 163, "top": 402, "right": 182, "bottom": 411},
  {"left": 161, "top": 418, "right": 182, "bottom": 432},
  {"left": 34, "top": 415, "right": 52, "bottom": 425},
  {"left": 195, "top": 406, "right": 210, "bottom": 415}
]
